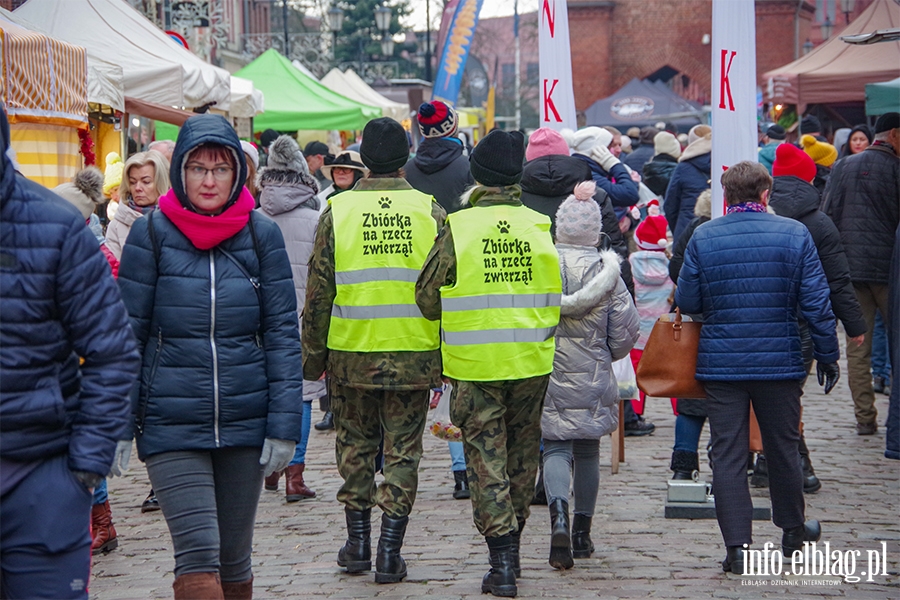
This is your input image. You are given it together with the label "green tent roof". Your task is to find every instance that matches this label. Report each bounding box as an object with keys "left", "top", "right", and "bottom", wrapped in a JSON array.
[
  {"left": 866, "top": 77, "right": 900, "bottom": 116},
  {"left": 235, "top": 49, "right": 380, "bottom": 132}
]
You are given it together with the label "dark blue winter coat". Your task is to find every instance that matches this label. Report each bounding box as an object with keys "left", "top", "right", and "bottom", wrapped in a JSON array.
[
  {"left": 117, "top": 115, "right": 303, "bottom": 460},
  {"left": 0, "top": 112, "right": 139, "bottom": 475},
  {"left": 571, "top": 152, "right": 639, "bottom": 209},
  {"left": 664, "top": 153, "right": 711, "bottom": 242},
  {"left": 675, "top": 211, "right": 840, "bottom": 381}
]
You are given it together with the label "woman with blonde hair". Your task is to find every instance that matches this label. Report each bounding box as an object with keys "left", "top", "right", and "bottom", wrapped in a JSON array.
[{"left": 105, "top": 150, "right": 170, "bottom": 259}]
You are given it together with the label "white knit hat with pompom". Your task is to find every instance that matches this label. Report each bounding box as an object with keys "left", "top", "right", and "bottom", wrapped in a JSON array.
[{"left": 555, "top": 180, "right": 601, "bottom": 246}]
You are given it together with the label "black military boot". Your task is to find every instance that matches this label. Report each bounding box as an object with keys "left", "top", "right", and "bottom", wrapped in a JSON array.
[
  {"left": 670, "top": 450, "right": 700, "bottom": 480},
  {"left": 782, "top": 520, "right": 821, "bottom": 558},
  {"left": 548, "top": 498, "right": 573, "bottom": 570},
  {"left": 337, "top": 508, "right": 371, "bottom": 573},
  {"left": 452, "top": 470, "right": 470, "bottom": 500},
  {"left": 509, "top": 518, "right": 525, "bottom": 577},
  {"left": 798, "top": 436, "right": 821, "bottom": 494},
  {"left": 750, "top": 454, "right": 769, "bottom": 488},
  {"left": 571, "top": 513, "right": 594, "bottom": 558},
  {"left": 315, "top": 395, "right": 334, "bottom": 431},
  {"left": 375, "top": 513, "right": 409, "bottom": 583},
  {"left": 482, "top": 534, "right": 517, "bottom": 597}
]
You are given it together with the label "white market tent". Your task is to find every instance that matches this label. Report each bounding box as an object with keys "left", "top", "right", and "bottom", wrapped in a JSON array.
[
  {"left": 16, "top": 0, "right": 231, "bottom": 111},
  {"left": 320, "top": 68, "right": 408, "bottom": 122},
  {"left": 0, "top": 8, "right": 124, "bottom": 111},
  {"left": 231, "top": 76, "right": 265, "bottom": 118},
  {"left": 292, "top": 59, "right": 319, "bottom": 80}
]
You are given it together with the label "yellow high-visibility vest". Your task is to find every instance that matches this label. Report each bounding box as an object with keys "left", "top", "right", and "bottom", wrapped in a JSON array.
[
  {"left": 327, "top": 188, "right": 440, "bottom": 352},
  {"left": 440, "top": 203, "right": 561, "bottom": 381}
]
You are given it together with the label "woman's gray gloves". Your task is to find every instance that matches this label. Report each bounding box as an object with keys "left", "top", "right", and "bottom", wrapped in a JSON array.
[
  {"left": 107, "top": 440, "right": 132, "bottom": 478},
  {"left": 259, "top": 438, "right": 295, "bottom": 476}
]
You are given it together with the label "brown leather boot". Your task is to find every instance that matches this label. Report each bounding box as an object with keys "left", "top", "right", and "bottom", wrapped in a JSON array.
[
  {"left": 91, "top": 500, "right": 118, "bottom": 555},
  {"left": 264, "top": 470, "right": 280, "bottom": 492},
  {"left": 285, "top": 463, "right": 316, "bottom": 502},
  {"left": 172, "top": 572, "right": 224, "bottom": 600},
  {"left": 222, "top": 577, "right": 253, "bottom": 600}
]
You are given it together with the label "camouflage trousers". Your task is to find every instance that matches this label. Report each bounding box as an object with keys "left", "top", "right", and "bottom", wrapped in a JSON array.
[
  {"left": 331, "top": 380, "right": 429, "bottom": 519},
  {"left": 450, "top": 375, "right": 549, "bottom": 538}
]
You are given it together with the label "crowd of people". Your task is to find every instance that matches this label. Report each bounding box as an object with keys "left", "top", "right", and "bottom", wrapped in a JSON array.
[{"left": 0, "top": 99, "right": 897, "bottom": 599}]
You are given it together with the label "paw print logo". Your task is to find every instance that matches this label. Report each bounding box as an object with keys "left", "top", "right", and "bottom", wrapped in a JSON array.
[
  {"left": 497, "top": 220, "right": 510, "bottom": 234},
  {"left": 379, "top": 197, "right": 392, "bottom": 209}
]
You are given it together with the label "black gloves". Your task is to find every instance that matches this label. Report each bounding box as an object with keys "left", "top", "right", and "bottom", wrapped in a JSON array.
[{"left": 816, "top": 361, "right": 840, "bottom": 395}]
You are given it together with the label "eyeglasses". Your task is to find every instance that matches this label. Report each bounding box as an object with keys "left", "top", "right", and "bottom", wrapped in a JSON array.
[{"left": 186, "top": 165, "right": 234, "bottom": 182}]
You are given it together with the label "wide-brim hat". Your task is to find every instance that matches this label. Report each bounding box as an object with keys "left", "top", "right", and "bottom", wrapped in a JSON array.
[{"left": 321, "top": 151, "right": 368, "bottom": 180}]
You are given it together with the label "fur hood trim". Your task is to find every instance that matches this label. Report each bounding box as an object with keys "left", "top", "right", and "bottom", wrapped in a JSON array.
[
  {"left": 560, "top": 249, "right": 622, "bottom": 316},
  {"left": 694, "top": 189, "right": 712, "bottom": 218},
  {"left": 256, "top": 168, "right": 319, "bottom": 194},
  {"left": 679, "top": 134, "right": 711, "bottom": 162}
]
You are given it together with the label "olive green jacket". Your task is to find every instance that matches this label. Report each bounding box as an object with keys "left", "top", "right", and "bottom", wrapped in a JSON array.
[{"left": 302, "top": 177, "right": 446, "bottom": 390}]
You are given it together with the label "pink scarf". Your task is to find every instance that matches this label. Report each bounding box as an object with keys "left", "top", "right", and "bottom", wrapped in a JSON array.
[{"left": 158, "top": 187, "right": 254, "bottom": 250}]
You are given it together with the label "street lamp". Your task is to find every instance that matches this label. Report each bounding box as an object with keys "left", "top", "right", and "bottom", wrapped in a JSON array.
[
  {"left": 803, "top": 38, "right": 814, "bottom": 54},
  {"left": 374, "top": 5, "right": 392, "bottom": 35},
  {"left": 821, "top": 16, "right": 833, "bottom": 41},
  {"left": 381, "top": 36, "right": 395, "bottom": 58},
  {"left": 840, "top": 0, "right": 855, "bottom": 24},
  {"left": 328, "top": 6, "right": 344, "bottom": 58}
]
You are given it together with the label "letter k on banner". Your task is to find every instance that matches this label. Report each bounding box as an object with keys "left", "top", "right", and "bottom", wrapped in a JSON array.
[
  {"left": 539, "top": 0, "right": 576, "bottom": 130},
  {"left": 711, "top": 0, "right": 759, "bottom": 218}
]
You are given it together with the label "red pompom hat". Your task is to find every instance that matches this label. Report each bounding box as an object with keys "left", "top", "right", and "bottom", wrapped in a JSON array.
[
  {"left": 417, "top": 101, "right": 459, "bottom": 138},
  {"left": 772, "top": 143, "right": 817, "bottom": 183},
  {"left": 634, "top": 201, "right": 669, "bottom": 251}
]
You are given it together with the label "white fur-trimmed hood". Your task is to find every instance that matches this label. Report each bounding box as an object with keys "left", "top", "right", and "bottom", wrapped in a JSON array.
[{"left": 559, "top": 248, "right": 622, "bottom": 316}]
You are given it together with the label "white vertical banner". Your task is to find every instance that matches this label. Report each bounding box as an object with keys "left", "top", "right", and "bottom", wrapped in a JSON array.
[
  {"left": 538, "top": 0, "right": 577, "bottom": 131},
  {"left": 711, "top": 0, "right": 758, "bottom": 218}
]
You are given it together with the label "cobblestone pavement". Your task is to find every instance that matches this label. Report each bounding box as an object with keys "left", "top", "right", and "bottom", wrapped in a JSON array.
[{"left": 90, "top": 369, "right": 899, "bottom": 599}]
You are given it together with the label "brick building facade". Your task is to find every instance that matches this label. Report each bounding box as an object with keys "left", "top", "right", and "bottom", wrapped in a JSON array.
[{"left": 565, "top": 0, "right": 873, "bottom": 110}]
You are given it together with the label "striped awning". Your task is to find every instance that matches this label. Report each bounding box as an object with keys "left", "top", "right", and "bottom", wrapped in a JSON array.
[{"left": 0, "top": 18, "right": 88, "bottom": 128}]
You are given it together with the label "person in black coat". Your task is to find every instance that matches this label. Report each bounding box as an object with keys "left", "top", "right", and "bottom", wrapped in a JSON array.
[
  {"left": 405, "top": 101, "right": 474, "bottom": 214},
  {"left": 117, "top": 114, "right": 303, "bottom": 599},
  {"left": 665, "top": 127, "right": 711, "bottom": 242},
  {"left": 642, "top": 131, "right": 681, "bottom": 197},
  {"left": 822, "top": 113, "right": 900, "bottom": 436},
  {"left": 667, "top": 189, "right": 711, "bottom": 479},
  {"left": 520, "top": 128, "right": 634, "bottom": 296},
  {"left": 0, "top": 109, "right": 140, "bottom": 599},
  {"left": 766, "top": 143, "right": 867, "bottom": 492}
]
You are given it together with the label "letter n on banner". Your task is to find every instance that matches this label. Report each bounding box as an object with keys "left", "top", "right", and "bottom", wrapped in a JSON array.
[
  {"left": 711, "top": 0, "right": 758, "bottom": 218},
  {"left": 538, "top": 0, "right": 576, "bottom": 131}
]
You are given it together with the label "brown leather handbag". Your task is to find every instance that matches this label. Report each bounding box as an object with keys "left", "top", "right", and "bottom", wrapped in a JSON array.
[{"left": 636, "top": 308, "right": 706, "bottom": 399}]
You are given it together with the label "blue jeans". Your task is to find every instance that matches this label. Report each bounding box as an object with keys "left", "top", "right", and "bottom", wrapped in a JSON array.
[
  {"left": 290, "top": 401, "right": 313, "bottom": 466},
  {"left": 448, "top": 442, "right": 466, "bottom": 471},
  {"left": 92, "top": 478, "right": 107, "bottom": 505},
  {"left": 673, "top": 413, "right": 706, "bottom": 453},
  {"left": 872, "top": 312, "right": 891, "bottom": 380}
]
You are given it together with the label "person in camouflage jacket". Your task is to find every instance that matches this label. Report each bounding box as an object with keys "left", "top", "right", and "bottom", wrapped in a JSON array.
[
  {"left": 415, "top": 130, "right": 560, "bottom": 598},
  {"left": 302, "top": 118, "right": 445, "bottom": 585}
]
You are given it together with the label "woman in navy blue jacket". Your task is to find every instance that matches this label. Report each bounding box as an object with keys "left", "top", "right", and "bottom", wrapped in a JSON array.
[
  {"left": 675, "top": 162, "right": 840, "bottom": 575},
  {"left": 118, "top": 115, "right": 303, "bottom": 600}
]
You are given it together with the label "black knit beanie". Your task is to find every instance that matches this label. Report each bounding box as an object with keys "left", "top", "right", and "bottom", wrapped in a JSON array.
[
  {"left": 360, "top": 117, "right": 409, "bottom": 174},
  {"left": 800, "top": 115, "right": 821, "bottom": 135},
  {"left": 875, "top": 112, "right": 900, "bottom": 134},
  {"left": 470, "top": 129, "right": 525, "bottom": 186}
]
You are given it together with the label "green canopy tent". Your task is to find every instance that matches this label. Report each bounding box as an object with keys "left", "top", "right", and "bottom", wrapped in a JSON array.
[
  {"left": 866, "top": 77, "right": 900, "bottom": 115},
  {"left": 235, "top": 49, "right": 380, "bottom": 132}
]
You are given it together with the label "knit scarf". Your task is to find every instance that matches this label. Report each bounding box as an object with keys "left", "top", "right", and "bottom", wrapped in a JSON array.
[
  {"left": 726, "top": 202, "right": 767, "bottom": 215},
  {"left": 126, "top": 196, "right": 156, "bottom": 215},
  {"left": 158, "top": 187, "right": 254, "bottom": 250}
]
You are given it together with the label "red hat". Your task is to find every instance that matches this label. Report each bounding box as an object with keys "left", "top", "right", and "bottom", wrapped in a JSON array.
[
  {"left": 417, "top": 101, "right": 458, "bottom": 138},
  {"left": 773, "top": 143, "right": 816, "bottom": 183},
  {"left": 634, "top": 214, "right": 669, "bottom": 251},
  {"left": 525, "top": 127, "right": 570, "bottom": 161}
]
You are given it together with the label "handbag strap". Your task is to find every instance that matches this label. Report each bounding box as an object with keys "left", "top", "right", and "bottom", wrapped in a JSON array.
[{"left": 674, "top": 307, "right": 683, "bottom": 341}]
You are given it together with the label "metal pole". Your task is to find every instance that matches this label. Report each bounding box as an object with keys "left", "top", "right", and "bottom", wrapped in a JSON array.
[
  {"left": 282, "top": 0, "right": 290, "bottom": 57},
  {"left": 514, "top": 0, "right": 521, "bottom": 131},
  {"left": 424, "top": 0, "right": 432, "bottom": 82}
]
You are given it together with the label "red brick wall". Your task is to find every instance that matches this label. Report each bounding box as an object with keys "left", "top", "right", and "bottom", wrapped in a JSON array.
[
  {"left": 568, "top": 0, "right": 818, "bottom": 109},
  {"left": 569, "top": 4, "right": 614, "bottom": 110}
]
